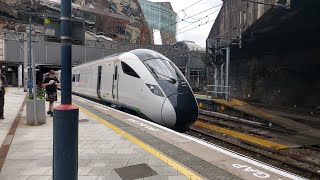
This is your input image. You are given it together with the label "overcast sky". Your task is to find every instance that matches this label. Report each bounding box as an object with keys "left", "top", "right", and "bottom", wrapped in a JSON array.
[{"left": 150, "top": 0, "right": 222, "bottom": 46}]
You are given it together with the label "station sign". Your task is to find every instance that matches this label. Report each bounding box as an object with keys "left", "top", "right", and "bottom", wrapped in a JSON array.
[{"left": 44, "top": 12, "right": 85, "bottom": 45}]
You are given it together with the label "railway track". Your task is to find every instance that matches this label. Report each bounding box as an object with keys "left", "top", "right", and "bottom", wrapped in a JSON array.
[
  {"left": 187, "top": 126, "right": 320, "bottom": 179},
  {"left": 199, "top": 109, "right": 296, "bottom": 137},
  {"left": 188, "top": 110, "right": 320, "bottom": 179},
  {"left": 249, "top": 102, "right": 320, "bottom": 117}
]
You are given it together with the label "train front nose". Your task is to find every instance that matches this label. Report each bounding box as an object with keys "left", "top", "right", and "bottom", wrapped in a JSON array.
[{"left": 161, "top": 93, "right": 198, "bottom": 130}]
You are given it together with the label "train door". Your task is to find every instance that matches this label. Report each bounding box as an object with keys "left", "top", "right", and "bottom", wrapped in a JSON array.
[
  {"left": 97, "top": 65, "right": 102, "bottom": 99},
  {"left": 112, "top": 61, "right": 120, "bottom": 100}
]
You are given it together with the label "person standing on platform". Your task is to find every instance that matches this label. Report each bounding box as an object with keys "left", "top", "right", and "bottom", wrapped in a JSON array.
[
  {"left": 42, "top": 70, "right": 60, "bottom": 117},
  {"left": 0, "top": 69, "right": 8, "bottom": 119}
]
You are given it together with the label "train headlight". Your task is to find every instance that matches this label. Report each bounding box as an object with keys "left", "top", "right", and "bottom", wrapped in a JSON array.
[{"left": 146, "top": 84, "right": 164, "bottom": 97}]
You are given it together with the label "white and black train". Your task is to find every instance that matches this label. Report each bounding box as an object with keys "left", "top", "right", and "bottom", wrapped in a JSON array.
[{"left": 57, "top": 49, "right": 198, "bottom": 130}]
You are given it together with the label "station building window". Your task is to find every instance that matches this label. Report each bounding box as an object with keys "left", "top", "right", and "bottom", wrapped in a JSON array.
[{"left": 138, "top": 0, "right": 177, "bottom": 34}]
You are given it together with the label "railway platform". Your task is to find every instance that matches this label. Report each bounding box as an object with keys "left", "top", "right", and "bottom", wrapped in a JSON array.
[{"left": 0, "top": 88, "right": 306, "bottom": 180}]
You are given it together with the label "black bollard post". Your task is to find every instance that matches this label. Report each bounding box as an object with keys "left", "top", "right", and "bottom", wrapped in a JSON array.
[
  {"left": 53, "top": 0, "right": 79, "bottom": 179},
  {"left": 53, "top": 105, "right": 78, "bottom": 180}
]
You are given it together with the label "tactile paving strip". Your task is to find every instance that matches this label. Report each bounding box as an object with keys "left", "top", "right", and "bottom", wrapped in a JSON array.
[{"left": 75, "top": 99, "right": 242, "bottom": 180}]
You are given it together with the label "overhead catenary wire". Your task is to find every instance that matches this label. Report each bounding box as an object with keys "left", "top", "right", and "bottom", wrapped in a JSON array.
[
  {"left": 155, "top": 0, "right": 278, "bottom": 44},
  {"left": 181, "top": 10, "right": 203, "bottom": 22},
  {"left": 177, "top": 12, "right": 200, "bottom": 24},
  {"left": 158, "top": 3, "right": 223, "bottom": 33},
  {"left": 178, "top": 0, "right": 207, "bottom": 12},
  {"left": 178, "top": 7, "right": 223, "bottom": 32},
  {"left": 153, "top": 1, "right": 235, "bottom": 43},
  {"left": 148, "top": 0, "right": 206, "bottom": 28},
  {"left": 156, "top": 18, "right": 217, "bottom": 44},
  {"left": 158, "top": 8, "right": 221, "bottom": 40},
  {"left": 154, "top": 1, "right": 259, "bottom": 44},
  {"left": 154, "top": 5, "right": 230, "bottom": 43}
]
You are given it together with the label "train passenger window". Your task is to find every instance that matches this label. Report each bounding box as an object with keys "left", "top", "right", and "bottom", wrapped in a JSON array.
[
  {"left": 72, "top": 74, "right": 75, "bottom": 82},
  {"left": 121, "top": 61, "right": 140, "bottom": 78},
  {"left": 76, "top": 74, "right": 80, "bottom": 82},
  {"left": 115, "top": 66, "right": 118, "bottom": 80}
]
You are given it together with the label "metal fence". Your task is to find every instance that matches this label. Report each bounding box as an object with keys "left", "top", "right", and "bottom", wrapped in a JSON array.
[
  {"left": 206, "top": 85, "right": 230, "bottom": 101},
  {"left": 1, "top": 30, "right": 206, "bottom": 89},
  {"left": 1, "top": 30, "right": 205, "bottom": 63},
  {"left": 190, "top": 74, "right": 204, "bottom": 89}
]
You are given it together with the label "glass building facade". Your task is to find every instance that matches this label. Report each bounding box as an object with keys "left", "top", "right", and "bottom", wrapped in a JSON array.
[{"left": 138, "top": 0, "right": 177, "bottom": 34}]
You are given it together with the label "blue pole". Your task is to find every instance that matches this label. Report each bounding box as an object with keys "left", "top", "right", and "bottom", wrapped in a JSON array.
[
  {"left": 28, "top": 10, "right": 32, "bottom": 96},
  {"left": 53, "top": 0, "right": 79, "bottom": 179},
  {"left": 60, "top": 0, "right": 72, "bottom": 104},
  {"left": 60, "top": 44, "right": 72, "bottom": 104}
]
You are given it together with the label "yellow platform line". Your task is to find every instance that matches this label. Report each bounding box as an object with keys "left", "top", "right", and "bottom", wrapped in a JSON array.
[
  {"left": 194, "top": 121, "right": 289, "bottom": 150},
  {"left": 73, "top": 103, "right": 203, "bottom": 180}
]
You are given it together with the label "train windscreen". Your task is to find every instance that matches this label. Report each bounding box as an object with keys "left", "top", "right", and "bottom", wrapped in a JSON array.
[{"left": 144, "top": 59, "right": 185, "bottom": 83}]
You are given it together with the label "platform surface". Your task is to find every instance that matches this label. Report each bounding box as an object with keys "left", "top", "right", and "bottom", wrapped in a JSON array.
[
  {"left": 0, "top": 88, "right": 307, "bottom": 180},
  {"left": 0, "top": 88, "right": 26, "bottom": 146}
]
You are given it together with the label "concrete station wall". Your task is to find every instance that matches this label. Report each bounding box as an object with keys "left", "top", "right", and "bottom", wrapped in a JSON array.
[
  {"left": 207, "top": 0, "right": 320, "bottom": 108},
  {"left": 230, "top": 48, "right": 320, "bottom": 108}
]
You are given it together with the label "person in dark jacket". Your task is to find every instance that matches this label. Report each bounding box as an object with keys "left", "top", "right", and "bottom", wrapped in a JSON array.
[
  {"left": 0, "top": 69, "right": 8, "bottom": 119},
  {"left": 42, "top": 70, "right": 60, "bottom": 116}
]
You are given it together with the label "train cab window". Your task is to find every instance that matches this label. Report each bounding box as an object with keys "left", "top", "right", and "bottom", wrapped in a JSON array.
[
  {"left": 144, "top": 59, "right": 184, "bottom": 83},
  {"left": 121, "top": 61, "right": 140, "bottom": 78}
]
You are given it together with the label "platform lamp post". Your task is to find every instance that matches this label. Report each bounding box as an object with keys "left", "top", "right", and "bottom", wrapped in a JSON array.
[
  {"left": 28, "top": 6, "right": 32, "bottom": 96},
  {"left": 30, "top": 8, "right": 39, "bottom": 126},
  {"left": 52, "top": 0, "right": 79, "bottom": 179},
  {"left": 26, "top": 2, "right": 39, "bottom": 126}
]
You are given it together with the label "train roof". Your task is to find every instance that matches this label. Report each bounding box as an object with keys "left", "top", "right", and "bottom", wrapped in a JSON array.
[
  {"left": 71, "top": 49, "right": 170, "bottom": 68},
  {"left": 129, "top": 49, "right": 168, "bottom": 61}
]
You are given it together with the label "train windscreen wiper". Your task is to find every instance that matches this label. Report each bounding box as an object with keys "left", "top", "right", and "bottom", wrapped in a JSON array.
[
  {"left": 146, "top": 63, "right": 177, "bottom": 84},
  {"left": 146, "top": 63, "right": 159, "bottom": 79},
  {"left": 154, "top": 71, "right": 177, "bottom": 84},
  {"left": 163, "top": 75, "right": 176, "bottom": 84}
]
